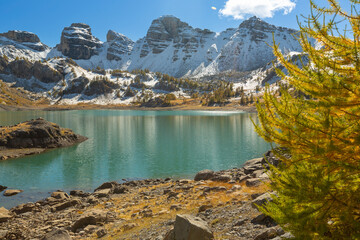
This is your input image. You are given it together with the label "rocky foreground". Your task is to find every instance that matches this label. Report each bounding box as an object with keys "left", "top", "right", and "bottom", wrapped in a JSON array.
[
  {"left": 0, "top": 118, "right": 87, "bottom": 160},
  {"left": 0, "top": 152, "right": 292, "bottom": 240}
]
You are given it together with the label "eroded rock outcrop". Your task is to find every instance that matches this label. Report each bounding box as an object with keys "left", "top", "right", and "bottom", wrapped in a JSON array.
[
  {"left": 140, "top": 15, "right": 213, "bottom": 60},
  {"left": 0, "top": 118, "right": 87, "bottom": 160},
  {"left": 57, "top": 23, "right": 102, "bottom": 60},
  {"left": 106, "top": 30, "right": 134, "bottom": 61},
  {"left": 0, "top": 30, "right": 48, "bottom": 51},
  {"left": 0, "top": 56, "right": 63, "bottom": 83}
]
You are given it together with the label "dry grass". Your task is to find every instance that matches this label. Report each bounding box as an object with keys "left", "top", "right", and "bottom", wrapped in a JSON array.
[
  {"left": 0, "top": 80, "right": 49, "bottom": 107},
  {"left": 80, "top": 180, "right": 270, "bottom": 239}
]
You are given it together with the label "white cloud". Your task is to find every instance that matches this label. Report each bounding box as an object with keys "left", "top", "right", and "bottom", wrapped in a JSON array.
[{"left": 219, "top": 0, "right": 296, "bottom": 20}]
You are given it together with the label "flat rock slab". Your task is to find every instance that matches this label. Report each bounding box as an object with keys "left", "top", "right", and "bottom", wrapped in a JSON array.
[{"left": 3, "top": 189, "right": 23, "bottom": 196}]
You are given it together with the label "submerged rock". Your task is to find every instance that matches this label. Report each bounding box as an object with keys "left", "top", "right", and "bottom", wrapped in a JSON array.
[
  {"left": 3, "top": 189, "right": 23, "bottom": 196},
  {"left": 0, "top": 185, "right": 7, "bottom": 192}
]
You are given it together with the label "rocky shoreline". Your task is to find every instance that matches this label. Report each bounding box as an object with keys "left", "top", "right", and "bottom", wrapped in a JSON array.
[
  {"left": 0, "top": 118, "right": 87, "bottom": 160},
  {"left": 0, "top": 151, "right": 291, "bottom": 240}
]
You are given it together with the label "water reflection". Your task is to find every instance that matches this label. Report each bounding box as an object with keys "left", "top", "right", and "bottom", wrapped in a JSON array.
[{"left": 0, "top": 110, "right": 269, "bottom": 208}]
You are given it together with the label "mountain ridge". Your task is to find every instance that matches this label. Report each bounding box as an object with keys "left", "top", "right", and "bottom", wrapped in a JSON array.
[{"left": 0, "top": 15, "right": 302, "bottom": 78}]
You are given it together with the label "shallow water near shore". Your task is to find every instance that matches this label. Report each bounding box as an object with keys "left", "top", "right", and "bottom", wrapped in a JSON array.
[{"left": 0, "top": 110, "right": 269, "bottom": 208}]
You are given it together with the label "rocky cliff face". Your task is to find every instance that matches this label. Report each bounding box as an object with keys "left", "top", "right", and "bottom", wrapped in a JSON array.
[
  {"left": 0, "top": 30, "right": 48, "bottom": 52},
  {"left": 106, "top": 30, "right": 134, "bottom": 61},
  {"left": 139, "top": 15, "right": 213, "bottom": 61},
  {"left": 214, "top": 16, "right": 301, "bottom": 73},
  {"left": 57, "top": 23, "right": 102, "bottom": 60},
  {"left": 0, "top": 16, "right": 305, "bottom": 78},
  {"left": 0, "top": 56, "right": 63, "bottom": 84}
]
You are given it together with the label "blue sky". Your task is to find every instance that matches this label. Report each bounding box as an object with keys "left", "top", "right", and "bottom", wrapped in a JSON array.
[{"left": 0, "top": 0, "right": 314, "bottom": 47}]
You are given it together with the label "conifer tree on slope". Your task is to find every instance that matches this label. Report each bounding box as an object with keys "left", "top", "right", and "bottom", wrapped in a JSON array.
[{"left": 255, "top": 0, "right": 360, "bottom": 238}]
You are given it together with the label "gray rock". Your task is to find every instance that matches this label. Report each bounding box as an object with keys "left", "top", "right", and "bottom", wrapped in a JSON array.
[
  {"left": 165, "top": 214, "right": 214, "bottom": 240},
  {"left": 0, "top": 207, "right": 12, "bottom": 222},
  {"left": 51, "top": 199, "right": 81, "bottom": 212},
  {"left": 245, "top": 178, "right": 262, "bottom": 187},
  {"left": 251, "top": 213, "right": 276, "bottom": 226},
  {"left": 254, "top": 227, "right": 278, "bottom": 240},
  {"left": 71, "top": 209, "right": 107, "bottom": 232},
  {"left": 70, "top": 190, "right": 90, "bottom": 197},
  {"left": 251, "top": 192, "right": 273, "bottom": 209},
  {"left": 211, "top": 174, "right": 231, "bottom": 182},
  {"left": 243, "top": 158, "right": 263, "bottom": 167},
  {"left": 194, "top": 170, "right": 215, "bottom": 181},
  {"left": 42, "top": 228, "right": 71, "bottom": 240},
  {"left": 11, "top": 202, "right": 36, "bottom": 214},
  {"left": 96, "top": 228, "right": 107, "bottom": 238},
  {"left": 94, "top": 181, "right": 117, "bottom": 191},
  {"left": 113, "top": 186, "right": 128, "bottom": 194},
  {"left": 238, "top": 175, "right": 251, "bottom": 182},
  {"left": 252, "top": 170, "right": 265, "bottom": 178},
  {"left": 3, "top": 189, "right": 23, "bottom": 196},
  {"left": 51, "top": 191, "right": 70, "bottom": 200}
]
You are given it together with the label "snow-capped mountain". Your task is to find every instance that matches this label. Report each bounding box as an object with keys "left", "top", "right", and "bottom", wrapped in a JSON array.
[
  {"left": 0, "top": 16, "right": 309, "bottom": 105},
  {"left": 0, "top": 16, "right": 302, "bottom": 78}
]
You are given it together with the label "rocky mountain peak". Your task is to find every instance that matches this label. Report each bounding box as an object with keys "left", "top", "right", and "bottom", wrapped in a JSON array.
[
  {"left": 140, "top": 15, "right": 211, "bottom": 58},
  {"left": 106, "top": 30, "right": 134, "bottom": 61},
  {"left": 0, "top": 30, "right": 48, "bottom": 51},
  {"left": 70, "top": 23, "right": 91, "bottom": 30},
  {"left": 239, "top": 16, "right": 276, "bottom": 32},
  {"left": 150, "top": 15, "right": 190, "bottom": 39},
  {"left": 106, "top": 30, "right": 133, "bottom": 43},
  {"left": 0, "top": 30, "right": 40, "bottom": 43},
  {"left": 57, "top": 23, "right": 102, "bottom": 60}
]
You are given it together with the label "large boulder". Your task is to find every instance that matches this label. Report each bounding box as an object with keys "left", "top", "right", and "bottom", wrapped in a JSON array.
[
  {"left": 71, "top": 209, "right": 108, "bottom": 232},
  {"left": 251, "top": 192, "right": 273, "bottom": 209},
  {"left": 0, "top": 207, "right": 12, "bottom": 222},
  {"left": 57, "top": 23, "right": 102, "bottom": 60},
  {"left": 194, "top": 170, "right": 215, "bottom": 181},
  {"left": 164, "top": 214, "right": 214, "bottom": 240}
]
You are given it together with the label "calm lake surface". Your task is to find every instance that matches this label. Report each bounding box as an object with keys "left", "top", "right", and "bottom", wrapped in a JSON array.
[{"left": 0, "top": 110, "right": 269, "bottom": 208}]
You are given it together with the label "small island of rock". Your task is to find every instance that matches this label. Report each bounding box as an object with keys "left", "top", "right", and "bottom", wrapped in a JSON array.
[{"left": 0, "top": 118, "right": 87, "bottom": 160}]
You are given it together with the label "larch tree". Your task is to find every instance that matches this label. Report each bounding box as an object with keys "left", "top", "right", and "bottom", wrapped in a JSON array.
[{"left": 254, "top": 0, "right": 360, "bottom": 239}]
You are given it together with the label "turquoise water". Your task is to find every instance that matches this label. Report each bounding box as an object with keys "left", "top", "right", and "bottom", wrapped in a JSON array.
[{"left": 0, "top": 110, "right": 269, "bottom": 208}]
